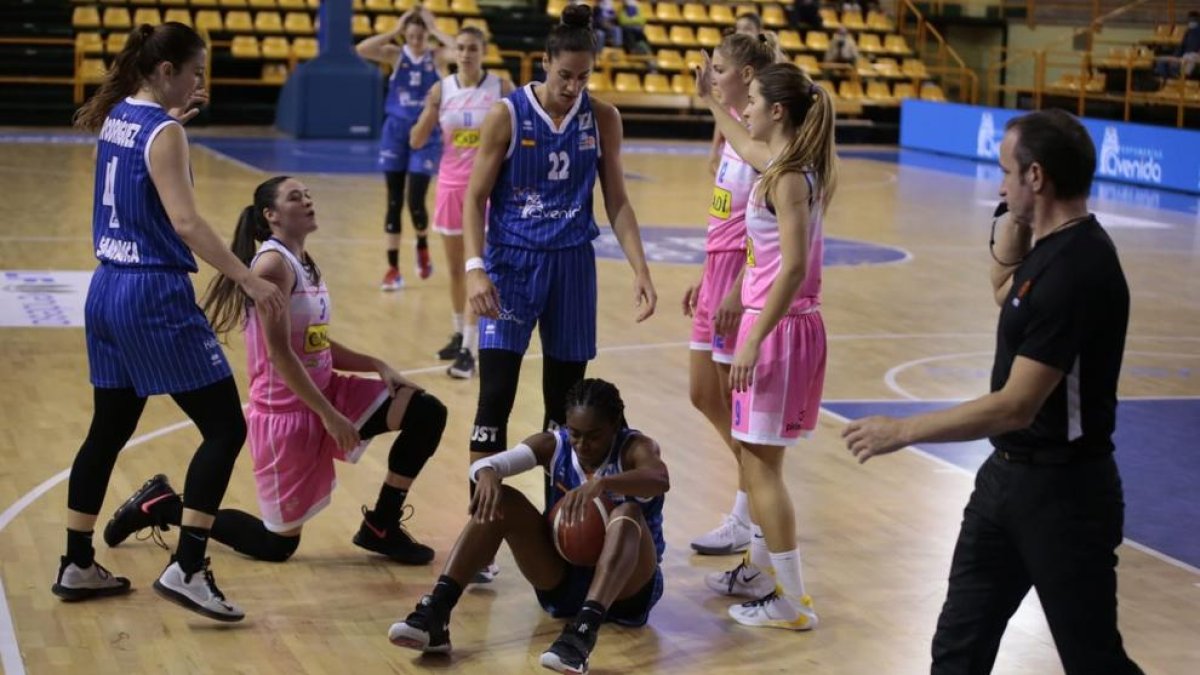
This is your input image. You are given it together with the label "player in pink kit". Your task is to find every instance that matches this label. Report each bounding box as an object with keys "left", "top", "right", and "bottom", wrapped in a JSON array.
[
  {"left": 695, "top": 59, "right": 837, "bottom": 630},
  {"left": 411, "top": 27, "right": 514, "bottom": 379},
  {"left": 106, "top": 177, "right": 447, "bottom": 565},
  {"left": 686, "top": 33, "right": 779, "bottom": 558}
]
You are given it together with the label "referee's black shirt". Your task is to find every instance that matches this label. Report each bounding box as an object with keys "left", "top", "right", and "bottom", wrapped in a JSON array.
[{"left": 989, "top": 216, "right": 1130, "bottom": 456}]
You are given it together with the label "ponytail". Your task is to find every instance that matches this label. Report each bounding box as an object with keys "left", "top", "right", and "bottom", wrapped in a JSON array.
[
  {"left": 201, "top": 175, "right": 291, "bottom": 337},
  {"left": 717, "top": 32, "right": 776, "bottom": 73},
  {"left": 754, "top": 64, "right": 838, "bottom": 212},
  {"left": 74, "top": 22, "right": 205, "bottom": 132}
]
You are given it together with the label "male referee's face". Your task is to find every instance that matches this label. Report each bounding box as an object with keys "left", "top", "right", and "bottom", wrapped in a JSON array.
[{"left": 998, "top": 130, "right": 1034, "bottom": 225}]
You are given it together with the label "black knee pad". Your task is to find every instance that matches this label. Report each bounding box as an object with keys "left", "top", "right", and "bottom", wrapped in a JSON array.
[
  {"left": 260, "top": 533, "right": 301, "bottom": 563},
  {"left": 408, "top": 173, "right": 431, "bottom": 232},
  {"left": 472, "top": 349, "right": 524, "bottom": 453},
  {"left": 388, "top": 393, "right": 447, "bottom": 477},
  {"left": 385, "top": 171, "right": 406, "bottom": 234},
  {"left": 542, "top": 358, "right": 587, "bottom": 431}
]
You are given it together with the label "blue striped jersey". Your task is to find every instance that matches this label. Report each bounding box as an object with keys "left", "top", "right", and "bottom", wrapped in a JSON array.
[
  {"left": 544, "top": 426, "right": 665, "bottom": 562},
  {"left": 488, "top": 84, "right": 601, "bottom": 251},
  {"left": 92, "top": 98, "right": 196, "bottom": 271},
  {"left": 385, "top": 46, "right": 439, "bottom": 120}
]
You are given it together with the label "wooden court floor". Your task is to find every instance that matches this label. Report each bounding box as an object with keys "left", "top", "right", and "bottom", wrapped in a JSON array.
[{"left": 0, "top": 136, "right": 1197, "bottom": 674}]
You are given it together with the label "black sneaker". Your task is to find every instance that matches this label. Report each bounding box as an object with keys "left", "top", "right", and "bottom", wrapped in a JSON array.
[
  {"left": 387, "top": 595, "right": 451, "bottom": 653},
  {"left": 436, "top": 333, "right": 463, "bottom": 360},
  {"left": 447, "top": 349, "right": 475, "bottom": 379},
  {"left": 103, "top": 474, "right": 180, "bottom": 548},
  {"left": 352, "top": 505, "right": 435, "bottom": 564},
  {"left": 539, "top": 621, "right": 597, "bottom": 674}
]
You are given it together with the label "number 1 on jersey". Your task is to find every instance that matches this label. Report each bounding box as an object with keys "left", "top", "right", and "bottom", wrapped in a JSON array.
[
  {"left": 547, "top": 151, "right": 570, "bottom": 181},
  {"left": 102, "top": 156, "right": 120, "bottom": 229}
]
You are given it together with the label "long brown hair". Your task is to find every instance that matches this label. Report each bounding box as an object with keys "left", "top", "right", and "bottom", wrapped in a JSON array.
[
  {"left": 202, "top": 176, "right": 297, "bottom": 336},
  {"left": 74, "top": 22, "right": 205, "bottom": 132},
  {"left": 716, "top": 32, "right": 776, "bottom": 73},
  {"left": 754, "top": 63, "right": 838, "bottom": 211}
]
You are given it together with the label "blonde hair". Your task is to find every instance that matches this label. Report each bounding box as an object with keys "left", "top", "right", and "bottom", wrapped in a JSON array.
[
  {"left": 716, "top": 32, "right": 777, "bottom": 72},
  {"left": 755, "top": 63, "right": 838, "bottom": 212}
]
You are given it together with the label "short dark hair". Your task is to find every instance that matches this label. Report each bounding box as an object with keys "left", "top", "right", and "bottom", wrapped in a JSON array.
[
  {"left": 1004, "top": 109, "right": 1096, "bottom": 200},
  {"left": 1188, "top": 10, "right": 1200, "bottom": 20}
]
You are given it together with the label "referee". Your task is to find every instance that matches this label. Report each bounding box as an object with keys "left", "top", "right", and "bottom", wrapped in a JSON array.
[{"left": 842, "top": 109, "right": 1142, "bottom": 675}]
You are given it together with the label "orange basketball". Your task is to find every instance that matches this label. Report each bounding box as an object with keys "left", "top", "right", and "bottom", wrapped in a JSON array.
[{"left": 549, "top": 493, "right": 614, "bottom": 567}]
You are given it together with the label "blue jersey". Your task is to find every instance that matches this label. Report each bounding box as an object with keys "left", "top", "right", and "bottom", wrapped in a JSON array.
[
  {"left": 92, "top": 98, "right": 196, "bottom": 272},
  {"left": 384, "top": 46, "right": 439, "bottom": 120},
  {"left": 545, "top": 426, "right": 665, "bottom": 562},
  {"left": 488, "top": 84, "right": 601, "bottom": 251}
]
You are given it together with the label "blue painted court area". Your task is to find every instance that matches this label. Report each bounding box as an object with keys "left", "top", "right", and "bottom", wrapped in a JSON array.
[
  {"left": 823, "top": 399, "right": 1200, "bottom": 571},
  {"left": 593, "top": 226, "right": 909, "bottom": 267}
]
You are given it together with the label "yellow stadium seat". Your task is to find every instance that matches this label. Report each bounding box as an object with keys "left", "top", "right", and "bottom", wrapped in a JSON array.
[
  {"left": 132, "top": 8, "right": 162, "bottom": 26},
  {"left": 885, "top": 34, "right": 911, "bottom": 55},
  {"left": 483, "top": 43, "right": 502, "bottom": 66},
  {"left": 220, "top": 0, "right": 249, "bottom": 7},
  {"left": 81, "top": 58, "right": 108, "bottom": 83},
  {"left": 656, "top": 3, "right": 681, "bottom": 22},
  {"left": 838, "top": 79, "right": 864, "bottom": 99},
  {"left": 873, "top": 58, "right": 900, "bottom": 78},
  {"left": 163, "top": 9, "right": 192, "bottom": 26},
  {"left": 858, "top": 33, "right": 883, "bottom": 54},
  {"left": 451, "top": 0, "right": 481, "bottom": 15},
  {"left": 645, "top": 24, "right": 670, "bottom": 47},
  {"left": 841, "top": 9, "right": 865, "bottom": 30},
  {"left": 696, "top": 26, "right": 721, "bottom": 48},
  {"left": 614, "top": 72, "right": 643, "bottom": 92},
  {"left": 195, "top": 10, "right": 223, "bottom": 33},
  {"left": 805, "top": 30, "right": 828, "bottom": 51},
  {"left": 278, "top": 0, "right": 306, "bottom": 8},
  {"left": 256, "top": 11, "right": 284, "bottom": 33},
  {"left": 76, "top": 32, "right": 104, "bottom": 56},
  {"left": 352, "top": 14, "right": 372, "bottom": 36},
  {"left": 249, "top": 0, "right": 279, "bottom": 8},
  {"left": 261, "top": 35, "right": 290, "bottom": 58},
  {"left": 734, "top": 4, "right": 755, "bottom": 17},
  {"left": 683, "top": 49, "right": 705, "bottom": 70},
  {"left": 158, "top": 0, "right": 189, "bottom": 6},
  {"left": 230, "top": 35, "right": 261, "bottom": 58},
  {"left": 103, "top": 7, "right": 132, "bottom": 29},
  {"left": 903, "top": 58, "right": 928, "bottom": 78},
  {"left": 262, "top": 63, "right": 288, "bottom": 83},
  {"left": 424, "top": 0, "right": 450, "bottom": 13},
  {"left": 547, "top": 0, "right": 566, "bottom": 17},
  {"left": 815, "top": 79, "right": 835, "bottom": 97},
  {"left": 893, "top": 82, "right": 916, "bottom": 100},
  {"left": 778, "top": 30, "right": 802, "bottom": 51},
  {"left": 793, "top": 53, "right": 819, "bottom": 76},
  {"left": 365, "top": 0, "right": 393, "bottom": 11},
  {"left": 655, "top": 49, "right": 683, "bottom": 71},
  {"left": 819, "top": 8, "right": 839, "bottom": 28},
  {"left": 920, "top": 83, "right": 946, "bottom": 101},
  {"left": 866, "top": 80, "right": 893, "bottom": 101},
  {"left": 106, "top": 32, "right": 128, "bottom": 53},
  {"left": 284, "top": 12, "right": 314, "bottom": 34},
  {"left": 762, "top": 5, "right": 786, "bottom": 28},
  {"left": 72, "top": 6, "right": 101, "bottom": 29},
  {"left": 293, "top": 36, "right": 318, "bottom": 59},
  {"left": 669, "top": 25, "right": 697, "bottom": 47},
  {"left": 375, "top": 14, "right": 398, "bottom": 33},
  {"left": 682, "top": 3, "right": 708, "bottom": 23},
  {"left": 643, "top": 72, "right": 671, "bottom": 93},
  {"left": 307, "top": 0, "right": 320, "bottom": 9},
  {"left": 191, "top": 0, "right": 219, "bottom": 6},
  {"left": 225, "top": 10, "right": 254, "bottom": 32},
  {"left": 671, "top": 72, "right": 693, "bottom": 94},
  {"left": 867, "top": 11, "right": 893, "bottom": 31},
  {"left": 588, "top": 71, "right": 613, "bottom": 92},
  {"left": 461, "top": 17, "right": 488, "bottom": 35},
  {"left": 709, "top": 4, "right": 734, "bottom": 25},
  {"left": 435, "top": 17, "right": 459, "bottom": 35}
]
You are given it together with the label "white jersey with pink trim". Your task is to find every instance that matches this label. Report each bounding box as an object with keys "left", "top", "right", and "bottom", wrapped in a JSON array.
[
  {"left": 706, "top": 133, "right": 756, "bottom": 253},
  {"left": 245, "top": 239, "right": 333, "bottom": 413},
  {"left": 742, "top": 172, "right": 824, "bottom": 313},
  {"left": 437, "top": 72, "right": 504, "bottom": 188}
]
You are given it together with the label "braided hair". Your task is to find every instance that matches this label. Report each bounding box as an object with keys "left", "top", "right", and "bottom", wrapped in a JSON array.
[{"left": 565, "top": 378, "right": 628, "bottom": 430}]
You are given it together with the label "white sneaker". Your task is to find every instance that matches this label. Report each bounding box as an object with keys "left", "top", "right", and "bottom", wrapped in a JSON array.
[
  {"left": 472, "top": 560, "right": 500, "bottom": 584},
  {"left": 51, "top": 557, "right": 132, "bottom": 601},
  {"left": 690, "top": 514, "right": 752, "bottom": 555},
  {"left": 153, "top": 557, "right": 244, "bottom": 622},
  {"left": 729, "top": 591, "right": 818, "bottom": 631},
  {"left": 705, "top": 561, "right": 775, "bottom": 598}
]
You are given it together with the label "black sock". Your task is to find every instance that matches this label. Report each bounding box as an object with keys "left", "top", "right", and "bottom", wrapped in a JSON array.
[
  {"left": 574, "top": 600, "right": 606, "bottom": 642},
  {"left": 371, "top": 483, "right": 408, "bottom": 526},
  {"left": 387, "top": 249, "right": 399, "bottom": 269},
  {"left": 430, "top": 574, "right": 464, "bottom": 611},
  {"left": 176, "top": 525, "right": 209, "bottom": 574},
  {"left": 65, "top": 529, "right": 95, "bottom": 567},
  {"left": 162, "top": 498, "right": 183, "bottom": 526},
  {"left": 416, "top": 235, "right": 428, "bottom": 250}
]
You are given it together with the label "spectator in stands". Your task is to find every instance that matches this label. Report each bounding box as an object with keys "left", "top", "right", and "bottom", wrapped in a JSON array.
[
  {"left": 596, "top": 0, "right": 623, "bottom": 48},
  {"left": 618, "top": 0, "right": 651, "bottom": 55},
  {"left": 735, "top": 12, "right": 764, "bottom": 36},
  {"left": 1179, "top": 11, "right": 1200, "bottom": 77},
  {"left": 790, "top": 0, "right": 824, "bottom": 30},
  {"left": 824, "top": 26, "right": 859, "bottom": 65}
]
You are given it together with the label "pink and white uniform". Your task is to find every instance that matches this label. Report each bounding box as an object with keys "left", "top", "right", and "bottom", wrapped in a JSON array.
[
  {"left": 245, "top": 239, "right": 389, "bottom": 532},
  {"left": 433, "top": 72, "right": 504, "bottom": 234},
  {"left": 731, "top": 172, "right": 827, "bottom": 446},
  {"left": 690, "top": 130, "right": 756, "bottom": 363}
]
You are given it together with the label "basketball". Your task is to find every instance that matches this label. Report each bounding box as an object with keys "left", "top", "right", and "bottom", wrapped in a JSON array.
[{"left": 549, "top": 493, "right": 615, "bottom": 567}]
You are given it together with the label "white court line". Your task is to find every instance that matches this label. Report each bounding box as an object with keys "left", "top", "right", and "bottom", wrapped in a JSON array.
[{"left": 0, "top": 575, "right": 17, "bottom": 675}]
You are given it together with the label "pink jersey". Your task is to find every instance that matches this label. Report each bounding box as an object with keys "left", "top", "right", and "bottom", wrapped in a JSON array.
[
  {"left": 742, "top": 172, "right": 824, "bottom": 313},
  {"left": 245, "top": 239, "right": 333, "bottom": 413},
  {"left": 437, "top": 72, "right": 504, "bottom": 188},
  {"left": 706, "top": 118, "right": 756, "bottom": 253}
]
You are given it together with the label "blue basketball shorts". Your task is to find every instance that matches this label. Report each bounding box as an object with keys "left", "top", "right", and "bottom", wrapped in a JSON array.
[{"left": 378, "top": 115, "right": 441, "bottom": 175}]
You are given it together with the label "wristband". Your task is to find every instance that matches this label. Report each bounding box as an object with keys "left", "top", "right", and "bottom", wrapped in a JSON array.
[{"left": 465, "top": 257, "right": 485, "bottom": 273}]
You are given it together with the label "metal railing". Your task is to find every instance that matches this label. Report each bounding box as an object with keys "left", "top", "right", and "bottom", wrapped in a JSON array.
[{"left": 895, "top": 0, "right": 979, "bottom": 102}]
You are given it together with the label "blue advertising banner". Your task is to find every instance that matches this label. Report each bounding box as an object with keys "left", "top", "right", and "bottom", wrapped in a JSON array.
[{"left": 900, "top": 100, "right": 1200, "bottom": 195}]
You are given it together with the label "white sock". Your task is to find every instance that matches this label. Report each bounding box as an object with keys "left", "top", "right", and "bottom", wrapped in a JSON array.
[
  {"left": 748, "top": 525, "right": 772, "bottom": 572},
  {"left": 462, "top": 324, "right": 477, "bottom": 356},
  {"left": 730, "top": 490, "right": 751, "bottom": 527},
  {"left": 768, "top": 548, "right": 806, "bottom": 600},
  {"left": 452, "top": 313, "right": 464, "bottom": 334}
]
